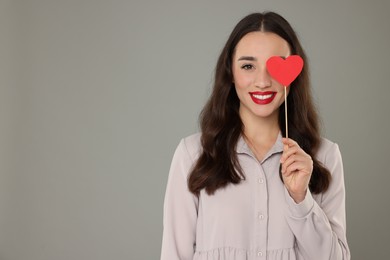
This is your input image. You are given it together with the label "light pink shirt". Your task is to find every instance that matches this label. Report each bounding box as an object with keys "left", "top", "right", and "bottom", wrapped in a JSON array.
[{"left": 160, "top": 132, "right": 350, "bottom": 260}]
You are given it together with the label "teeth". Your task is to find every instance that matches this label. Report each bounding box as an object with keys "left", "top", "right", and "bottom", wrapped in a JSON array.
[{"left": 253, "top": 94, "right": 273, "bottom": 100}]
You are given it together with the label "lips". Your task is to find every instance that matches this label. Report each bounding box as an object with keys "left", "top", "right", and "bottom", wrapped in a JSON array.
[{"left": 249, "top": 91, "right": 276, "bottom": 105}]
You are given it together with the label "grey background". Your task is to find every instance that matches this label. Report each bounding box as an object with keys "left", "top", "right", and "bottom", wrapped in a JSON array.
[{"left": 1, "top": 0, "right": 389, "bottom": 259}]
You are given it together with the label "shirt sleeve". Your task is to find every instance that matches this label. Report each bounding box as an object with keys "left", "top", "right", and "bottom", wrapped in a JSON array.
[
  {"left": 160, "top": 139, "right": 199, "bottom": 260},
  {"left": 284, "top": 143, "right": 351, "bottom": 260}
]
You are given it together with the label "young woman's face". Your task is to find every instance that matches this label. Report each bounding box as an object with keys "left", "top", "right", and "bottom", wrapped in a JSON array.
[{"left": 232, "top": 31, "right": 291, "bottom": 121}]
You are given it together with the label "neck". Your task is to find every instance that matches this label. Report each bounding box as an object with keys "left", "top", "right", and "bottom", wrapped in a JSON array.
[{"left": 239, "top": 108, "right": 280, "bottom": 146}]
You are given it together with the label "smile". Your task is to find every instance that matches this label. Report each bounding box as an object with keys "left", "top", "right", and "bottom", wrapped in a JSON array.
[{"left": 249, "top": 91, "right": 276, "bottom": 105}]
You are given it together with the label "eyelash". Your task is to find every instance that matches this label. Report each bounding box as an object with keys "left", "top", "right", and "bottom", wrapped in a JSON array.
[{"left": 241, "top": 64, "right": 255, "bottom": 70}]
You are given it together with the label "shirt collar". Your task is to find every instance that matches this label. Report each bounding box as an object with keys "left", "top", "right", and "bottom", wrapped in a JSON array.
[{"left": 237, "top": 131, "right": 284, "bottom": 163}]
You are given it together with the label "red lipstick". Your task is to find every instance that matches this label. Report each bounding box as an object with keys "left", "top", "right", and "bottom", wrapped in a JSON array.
[{"left": 249, "top": 91, "right": 276, "bottom": 105}]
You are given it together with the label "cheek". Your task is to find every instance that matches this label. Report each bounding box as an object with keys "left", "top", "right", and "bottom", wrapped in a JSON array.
[
  {"left": 271, "top": 79, "right": 287, "bottom": 93},
  {"left": 233, "top": 71, "right": 253, "bottom": 89}
]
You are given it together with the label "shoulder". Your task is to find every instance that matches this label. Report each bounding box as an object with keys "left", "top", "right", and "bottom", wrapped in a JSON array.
[
  {"left": 174, "top": 132, "right": 202, "bottom": 164},
  {"left": 182, "top": 132, "right": 202, "bottom": 151},
  {"left": 316, "top": 137, "right": 343, "bottom": 174}
]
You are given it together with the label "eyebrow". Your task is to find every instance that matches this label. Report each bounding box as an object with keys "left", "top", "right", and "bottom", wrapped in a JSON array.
[{"left": 237, "top": 56, "right": 257, "bottom": 61}]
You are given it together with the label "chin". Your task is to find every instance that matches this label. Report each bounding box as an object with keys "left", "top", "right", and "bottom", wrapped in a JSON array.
[{"left": 252, "top": 108, "right": 279, "bottom": 118}]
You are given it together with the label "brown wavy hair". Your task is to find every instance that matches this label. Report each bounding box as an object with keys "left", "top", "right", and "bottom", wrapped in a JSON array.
[{"left": 188, "top": 12, "right": 331, "bottom": 196}]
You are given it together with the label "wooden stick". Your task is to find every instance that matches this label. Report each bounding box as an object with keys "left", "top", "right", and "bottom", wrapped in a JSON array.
[{"left": 285, "top": 87, "right": 288, "bottom": 139}]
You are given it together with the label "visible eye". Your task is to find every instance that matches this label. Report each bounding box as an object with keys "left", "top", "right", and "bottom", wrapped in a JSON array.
[{"left": 241, "top": 64, "right": 255, "bottom": 70}]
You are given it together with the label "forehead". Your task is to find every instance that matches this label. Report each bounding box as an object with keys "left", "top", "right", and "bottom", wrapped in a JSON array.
[{"left": 234, "top": 31, "right": 291, "bottom": 59}]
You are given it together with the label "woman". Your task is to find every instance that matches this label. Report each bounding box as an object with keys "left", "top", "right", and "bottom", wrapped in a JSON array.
[{"left": 160, "top": 12, "right": 350, "bottom": 260}]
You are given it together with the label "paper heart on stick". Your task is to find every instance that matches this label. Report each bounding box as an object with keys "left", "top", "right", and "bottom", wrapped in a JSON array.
[{"left": 266, "top": 55, "right": 304, "bottom": 86}]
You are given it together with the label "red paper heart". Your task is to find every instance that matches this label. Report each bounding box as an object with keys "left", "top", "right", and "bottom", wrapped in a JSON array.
[{"left": 266, "top": 55, "right": 304, "bottom": 86}]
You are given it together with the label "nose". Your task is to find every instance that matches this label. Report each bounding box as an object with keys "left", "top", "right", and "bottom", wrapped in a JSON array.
[{"left": 254, "top": 66, "right": 272, "bottom": 89}]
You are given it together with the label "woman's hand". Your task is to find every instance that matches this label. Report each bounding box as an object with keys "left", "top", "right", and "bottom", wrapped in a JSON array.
[{"left": 280, "top": 138, "right": 313, "bottom": 203}]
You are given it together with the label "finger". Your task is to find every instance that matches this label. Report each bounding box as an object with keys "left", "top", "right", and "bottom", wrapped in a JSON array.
[
  {"left": 281, "top": 154, "right": 307, "bottom": 172},
  {"left": 285, "top": 161, "right": 312, "bottom": 176},
  {"left": 281, "top": 154, "right": 296, "bottom": 173},
  {"left": 282, "top": 138, "right": 299, "bottom": 147},
  {"left": 280, "top": 146, "right": 300, "bottom": 163},
  {"left": 281, "top": 165, "right": 298, "bottom": 178}
]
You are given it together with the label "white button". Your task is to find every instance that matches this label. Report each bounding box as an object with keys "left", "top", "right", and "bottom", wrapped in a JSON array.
[
  {"left": 257, "top": 251, "right": 263, "bottom": 257},
  {"left": 258, "top": 213, "right": 264, "bottom": 220},
  {"left": 258, "top": 178, "right": 264, "bottom": 183}
]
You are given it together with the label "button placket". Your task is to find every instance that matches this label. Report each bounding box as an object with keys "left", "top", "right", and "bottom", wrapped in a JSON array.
[{"left": 255, "top": 165, "right": 268, "bottom": 259}]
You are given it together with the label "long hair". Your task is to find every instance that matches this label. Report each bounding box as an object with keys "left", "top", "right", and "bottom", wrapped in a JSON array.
[{"left": 188, "top": 12, "right": 331, "bottom": 196}]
